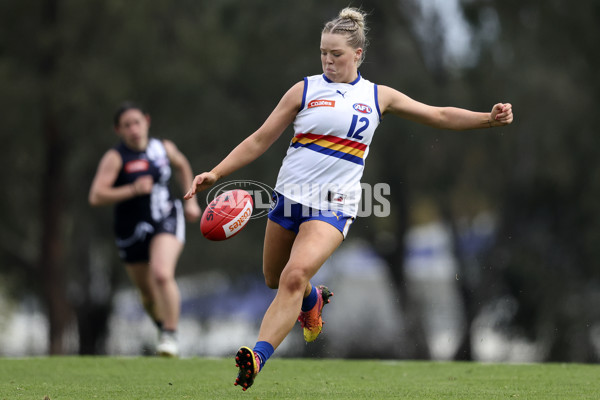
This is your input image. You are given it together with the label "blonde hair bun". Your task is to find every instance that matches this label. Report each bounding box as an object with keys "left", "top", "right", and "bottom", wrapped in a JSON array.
[{"left": 338, "top": 7, "right": 366, "bottom": 30}]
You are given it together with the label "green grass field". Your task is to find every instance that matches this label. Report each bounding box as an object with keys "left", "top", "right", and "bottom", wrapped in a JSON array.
[{"left": 0, "top": 357, "right": 598, "bottom": 400}]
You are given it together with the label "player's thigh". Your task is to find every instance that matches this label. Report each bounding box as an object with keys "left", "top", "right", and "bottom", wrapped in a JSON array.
[
  {"left": 284, "top": 220, "right": 344, "bottom": 283},
  {"left": 263, "top": 219, "right": 296, "bottom": 288},
  {"left": 149, "top": 233, "right": 184, "bottom": 277}
]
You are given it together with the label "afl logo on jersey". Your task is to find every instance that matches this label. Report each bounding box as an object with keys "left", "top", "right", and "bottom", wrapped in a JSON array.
[
  {"left": 353, "top": 103, "right": 372, "bottom": 114},
  {"left": 124, "top": 159, "right": 149, "bottom": 174}
]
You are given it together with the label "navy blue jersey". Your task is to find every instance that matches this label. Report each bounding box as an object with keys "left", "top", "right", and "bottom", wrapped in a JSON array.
[{"left": 113, "top": 138, "right": 176, "bottom": 240}]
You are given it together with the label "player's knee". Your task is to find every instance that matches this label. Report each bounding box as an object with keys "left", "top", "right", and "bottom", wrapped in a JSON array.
[
  {"left": 279, "top": 266, "right": 310, "bottom": 294},
  {"left": 150, "top": 265, "right": 174, "bottom": 286}
]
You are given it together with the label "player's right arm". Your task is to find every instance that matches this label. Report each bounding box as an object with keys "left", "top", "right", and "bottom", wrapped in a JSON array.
[
  {"left": 185, "top": 81, "right": 304, "bottom": 198},
  {"left": 89, "top": 149, "right": 152, "bottom": 206}
]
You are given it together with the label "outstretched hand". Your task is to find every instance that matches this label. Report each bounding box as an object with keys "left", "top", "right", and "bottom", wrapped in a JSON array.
[
  {"left": 184, "top": 171, "right": 219, "bottom": 200},
  {"left": 490, "top": 103, "right": 513, "bottom": 126}
]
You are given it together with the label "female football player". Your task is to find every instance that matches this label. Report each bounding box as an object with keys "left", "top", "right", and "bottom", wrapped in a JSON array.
[
  {"left": 185, "top": 7, "right": 513, "bottom": 390},
  {"left": 90, "top": 102, "right": 201, "bottom": 357}
]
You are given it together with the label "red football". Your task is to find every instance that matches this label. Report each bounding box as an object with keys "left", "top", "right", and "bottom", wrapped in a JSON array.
[{"left": 200, "top": 189, "right": 254, "bottom": 241}]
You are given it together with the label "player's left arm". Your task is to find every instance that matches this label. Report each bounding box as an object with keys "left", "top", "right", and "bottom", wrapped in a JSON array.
[
  {"left": 164, "top": 139, "right": 201, "bottom": 222},
  {"left": 378, "top": 85, "right": 513, "bottom": 130}
]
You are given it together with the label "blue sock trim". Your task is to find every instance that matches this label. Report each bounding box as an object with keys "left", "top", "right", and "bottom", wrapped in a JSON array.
[
  {"left": 301, "top": 285, "right": 318, "bottom": 312},
  {"left": 253, "top": 341, "right": 275, "bottom": 370}
]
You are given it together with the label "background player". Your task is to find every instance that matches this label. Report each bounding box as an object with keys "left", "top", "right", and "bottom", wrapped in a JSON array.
[{"left": 89, "top": 102, "right": 201, "bottom": 357}]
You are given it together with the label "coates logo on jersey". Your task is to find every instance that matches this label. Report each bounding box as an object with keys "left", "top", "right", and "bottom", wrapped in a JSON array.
[
  {"left": 124, "top": 159, "right": 149, "bottom": 174},
  {"left": 308, "top": 99, "right": 335, "bottom": 109},
  {"left": 353, "top": 103, "right": 372, "bottom": 114}
]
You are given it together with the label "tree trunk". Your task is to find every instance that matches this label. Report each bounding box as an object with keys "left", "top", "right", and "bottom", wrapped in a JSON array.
[{"left": 39, "top": 0, "right": 73, "bottom": 355}]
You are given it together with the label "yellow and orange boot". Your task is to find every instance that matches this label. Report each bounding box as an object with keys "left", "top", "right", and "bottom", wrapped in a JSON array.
[{"left": 297, "top": 285, "right": 333, "bottom": 342}]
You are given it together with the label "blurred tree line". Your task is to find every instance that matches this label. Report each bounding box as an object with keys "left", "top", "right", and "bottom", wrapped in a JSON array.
[{"left": 0, "top": 0, "right": 598, "bottom": 361}]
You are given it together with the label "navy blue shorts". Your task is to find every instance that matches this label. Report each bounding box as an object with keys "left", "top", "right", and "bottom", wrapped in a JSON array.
[
  {"left": 115, "top": 200, "right": 185, "bottom": 263},
  {"left": 268, "top": 192, "right": 354, "bottom": 238}
]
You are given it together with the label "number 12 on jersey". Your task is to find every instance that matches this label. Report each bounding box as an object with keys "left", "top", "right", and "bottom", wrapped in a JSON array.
[{"left": 346, "top": 114, "right": 369, "bottom": 140}]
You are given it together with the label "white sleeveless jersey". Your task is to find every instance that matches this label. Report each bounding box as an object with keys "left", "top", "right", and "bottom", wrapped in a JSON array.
[{"left": 274, "top": 73, "right": 381, "bottom": 217}]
